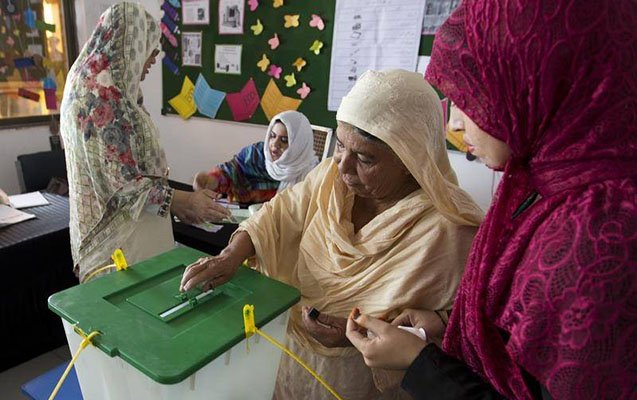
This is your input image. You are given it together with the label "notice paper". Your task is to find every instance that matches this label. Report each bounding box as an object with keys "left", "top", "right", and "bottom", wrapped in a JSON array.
[
  {"left": 215, "top": 44, "right": 242, "bottom": 74},
  {"left": 182, "top": 32, "right": 203, "bottom": 66},
  {"left": 182, "top": 0, "right": 209, "bottom": 25},
  {"left": 0, "top": 205, "right": 35, "bottom": 228},
  {"left": 328, "top": 0, "right": 426, "bottom": 111},
  {"left": 9, "top": 191, "right": 49, "bottom": 209}
]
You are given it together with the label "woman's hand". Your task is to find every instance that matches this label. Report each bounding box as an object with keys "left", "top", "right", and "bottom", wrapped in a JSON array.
[
  {"left": 391, "top": 309, "right": 446, "bottom": 347},
  {"left": 180, "top": 254, "right": 240, "bottom": 292},
  {"left": 301, "top": 306, "right": 351, "bottom": 348},
  {"left": 346, "top": 313, "right": 427, "bottom": 370},
  {"left": 193, "top": 172, "right": 218, "bottom": 191},
  {"left": 171, "top": 189, "right": 230, "bottom": 224}
]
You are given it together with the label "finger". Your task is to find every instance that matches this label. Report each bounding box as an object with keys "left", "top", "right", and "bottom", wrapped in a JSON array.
[
  {"left": 354, "top": 314, "right": 391, "bottom": 335},
  {"left": 346, "top": 317, "right": 369, "bottom": 350},
  {"left": 180, "top": 261, "right": 211, "bottom": 291},
  {"left": 391, "top": 311, "right": 412, "bottom": 327}
]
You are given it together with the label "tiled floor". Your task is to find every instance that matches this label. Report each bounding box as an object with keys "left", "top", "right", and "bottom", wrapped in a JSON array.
[{"left": 0, "top": 346, "right": 71, "bottom": 400}]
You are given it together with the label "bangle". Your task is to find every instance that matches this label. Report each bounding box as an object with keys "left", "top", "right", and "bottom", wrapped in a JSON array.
[{"left": 434, "top": 310, "right": 448, "bottom": 328}]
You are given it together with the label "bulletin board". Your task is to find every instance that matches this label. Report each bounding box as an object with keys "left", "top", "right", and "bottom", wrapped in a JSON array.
[{"left": 161, "top": 0, "right": 435, "bottom": 130}]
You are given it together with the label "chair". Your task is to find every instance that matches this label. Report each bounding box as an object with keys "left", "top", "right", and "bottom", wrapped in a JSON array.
[
  {"left": 311, "top": 125, "right": 335, "bottom": 161},
  {"left": 16, "top": 150, "right": 67, "bottom": 193}
]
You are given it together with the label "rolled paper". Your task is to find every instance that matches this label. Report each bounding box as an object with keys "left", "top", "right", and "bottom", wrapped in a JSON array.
[
  {"left": 160, "top": 23, "right": 178, "bottom": 47},
  {"left": 17, "top": 88, "right": 40, "bottom": 102},
  {"left": 163, "top": 57, "right": 179, "bottom": 75},
  {"left": 161, "top": 2, "right": 179, "bottom": 21},
  {"left": 162, "top": 14, "right": 179, "bottom": 34}
]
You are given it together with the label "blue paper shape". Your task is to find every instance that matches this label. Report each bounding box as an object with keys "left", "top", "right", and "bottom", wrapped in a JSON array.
[
  {"left": 14, "top": 57, "right": 35, "bottom": 68},
  {"left": 24, "top": 8, "right": 36, "bottom": 29},
  {"left": 162, "top": 14, "right": 179, "bottom": 33},
  {"left": 43, "top": 76, "right": 57, "bottom": 89},
  {"left": 167, "top": 0, "right": 181, "bottom": 8},
  {"left": 194, "top": 74, "right": 226, "bottom": 119},
  {"left": 163, "top": 57, "right": 179, "bottom": 75}
]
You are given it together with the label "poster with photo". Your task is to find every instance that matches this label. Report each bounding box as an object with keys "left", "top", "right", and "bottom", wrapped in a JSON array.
[
  {"left": 183, "top": 0, "right": 210, "bottom": 25},
  {"left": 218, "top": 0, "right": 244, "bottom": 35},
  {"left": 182, "top": 32, "right": 202, "bottom": 66},
  {"left": 214, "top": 44, "right": 242, "bottom": 74},
  {"left": 421, "top": 0, "right": 461, "bottom": 35}
]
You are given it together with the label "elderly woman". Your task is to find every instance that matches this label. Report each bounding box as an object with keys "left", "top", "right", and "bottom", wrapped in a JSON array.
[
  {"left": 193, "top": 110, "right": 318, "bottom": 203},
  {"left": 61, "top": 2, "right": 229, "bottom": 282},
  {"left": 181, "top": 69, "right": 484, "bottom": 399},
  {"left": 346, "top": 1, "right": 637, "bottom": 399}
]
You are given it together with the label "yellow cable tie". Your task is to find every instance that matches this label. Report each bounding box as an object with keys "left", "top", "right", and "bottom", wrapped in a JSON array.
[{"left": 111, "top": 248, "right": 128, "bottom": 271}]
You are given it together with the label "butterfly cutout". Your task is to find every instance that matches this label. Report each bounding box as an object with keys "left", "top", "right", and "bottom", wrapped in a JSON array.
[
  {"left": 248, "top": 0, "right": 259, "bottom": 11},
  {"left": 257, "top": 54, "right": 270, "bottom": 72},
  {"left": 309, "top": 40, "right": 323, "bottom": 55},
  {"left": 284, "top": 73, "right": 296, "bottom": 88},
  {"left": 296, "top": 82, "right": 311, "bottom": 99},
  {"left": 292, "top": 57, "right": 306, "bottom": 72},
  {"left": 273, "top": 0, "right": 284, "bottom": 8},
  {"left": 268, "top": 64, "right": 282, "bottom": 79},
  {"left": 284, "top": 14, "right": 300, "bottom": 28},
  {"left": 309, "top": 14, "right": 325, "bottom": 31},
  {"left": 268, "top": 33, "right": 280, "bottom": 50},
  {"left": 251, "top": 19, "right": 264, "bottom": 35}
]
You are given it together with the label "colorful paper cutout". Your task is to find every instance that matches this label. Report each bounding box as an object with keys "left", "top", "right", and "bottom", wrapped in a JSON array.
[
  {"left": 24, "top": 8, "right": 36, "bottom": 29},
  {"left": 167, "top": 0, "right": 181, "bottom": 8},
  {"left": 248, "top": 0, "right": 259, "bottom": 11},
  {"left": 283, "top": 72, "right": 296, "bottom": 87},
  {"left": 161, "top": 23, "right": 178, "bottom": 47},
  {"left": 194, "top": 74, "right": 226, "bottom": 119},
  {"left": 226, "top": 78, "right": 260, "bottom": 121},
  {"left": 267, "top": 64, "right": 282, "bottom": 79},
  {"left": 35, "top": 20, "right": 55, "bottom": 32},
  {"left": 14, "top": 57, "right": 35, "bottom": 68},
  {"left": 257, "top": 54, "right": 270, "bottom": 72},
  {"left": 309, "top": 14, "right": 325, "bottom": 31},
  {"left": 251, "top": 19, "right": 264, "bottom": 35},
  {"left": 296, "top": 82, "right": 311, "bottom": 99},
  {"left": 261, "top": 79, "right": 302, "bottom": 121},
  {"left": 268, "top": 33, "right": 280, "bottom": 50},
  {"left": 309, "top": 40, "right": 323, "bottom": 55},
  {"left": 17, "top": 88, "right": 40, "bottom": 102},
  {"left": 168, "top": 76, "right": 197, "bottom": 119},
  {"left": 161, "top": 2, "right": 180, "bottom": 21},
  {"left": 43, "top": 77, "right": 57, "bottom": 90},
  {"left": 273, "top": 0, "right": 284, "bottom": 8},
  {"left": 292, "top": 57, "right": 306, "bottom": 72},
  {"left": 162, "top": 14, "right": 179, "bottom": 34},
  {"left": 6, "top": 36, "right": 15, "bottom": 47},
  {"left": 44, "top": 89, "right": 57, "bottom": 110},
  {"left": 163, "top": 57, "right": 179, "bottom": 75},
  {"left": 284, "top": 14, "right": 299, "bottom": 28}
]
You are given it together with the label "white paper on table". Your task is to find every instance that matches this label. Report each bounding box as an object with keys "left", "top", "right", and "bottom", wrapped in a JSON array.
[
  {"left": 0, "top": 204, "right": 36, "bottom": 227},
  {"left": 183, "top": 0, "right": 210, "bottom": 25},
  {"left": 328, "top": 0, "right": 426, "bottom": 111},
  {"left": 9, "top": 191, "right": 49, "bottom": 209},
  {"left": 191, "top": 222, "right": 224, "bottom": 233}
]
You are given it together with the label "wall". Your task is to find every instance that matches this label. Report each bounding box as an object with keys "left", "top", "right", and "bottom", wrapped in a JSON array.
[{"left": 0, "top": 0, "right": 499, "bottom": 211}]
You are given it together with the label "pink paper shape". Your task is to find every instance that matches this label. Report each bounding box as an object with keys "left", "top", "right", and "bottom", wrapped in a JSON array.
[
  {"left": 296, "top": 82, "right": 311, "bottom": 99},
  {"left": 268, "top": 33, "right": 280, "bottom": 50},
  {"left": 226, "top": 78, "right": 260, "bottom": 121},
  {"left": 309, "top": 14, "right": 325, "bottom": 31},
  {"left": 267, "top": 64, "right": 282, "bottom": 79},
  {"left": 44, "top": 88, "right": 57, "bottom": 110},
  {"left": 248, "top": 0, "right": 259, "bottom": 11}
]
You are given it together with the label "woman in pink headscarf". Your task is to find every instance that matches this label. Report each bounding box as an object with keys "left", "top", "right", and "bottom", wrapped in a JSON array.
[{"left": 346, "top": 1, "right": 637, "bottom": 399}]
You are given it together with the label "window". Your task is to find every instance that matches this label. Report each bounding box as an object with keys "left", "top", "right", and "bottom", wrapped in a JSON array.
[{"left": 0, "top": 0, "right": 77, "bottom": 126}]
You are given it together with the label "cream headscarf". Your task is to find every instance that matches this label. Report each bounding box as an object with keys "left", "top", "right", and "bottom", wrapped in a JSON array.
[
  {"left": 336, "top": 69, "right": 483, "bottom": 226},
  {"left": 264, "top": 111, "right": 318, "bottom": 191}
]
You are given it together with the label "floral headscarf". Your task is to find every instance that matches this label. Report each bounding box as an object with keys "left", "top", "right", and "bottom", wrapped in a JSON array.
[{"left": 61, "top": 2, "right": 172, "bottom": 281}]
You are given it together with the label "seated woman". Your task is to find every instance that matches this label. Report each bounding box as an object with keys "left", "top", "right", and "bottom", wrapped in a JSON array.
[
  {"left": 193, "top": 110, "right": 318, "bottom": 203},
  {"left": 181, "top": 69, "right": 484, "bottom": 399}
]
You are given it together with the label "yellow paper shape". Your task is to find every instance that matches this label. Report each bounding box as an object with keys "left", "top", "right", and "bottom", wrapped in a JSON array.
[
  {"left": 261, "top": 79, "right": 302, "bottom": 121},
  {"left": 309, "top": 40, "right": 323, "bottom": 55},
  {"left": 257, "top": 54, "right": 270, "bottom": 72},
  {"left": 251, "top": 19, "right": 264, "bottom": 35},
  {"left": 284, "top": 72, "right": 296, "bottom": 87},
  {"left": 284, "top": 14, "right": 299, "bottom": 28},
  {"left": 292, "top": 57, "right": 306, "bottom": 72},
  {"left": 168, "top": 76, "right": 196, "bottom": 119},
  {"left": 273, "top": 0, "right": 284, "bottom": 8}
]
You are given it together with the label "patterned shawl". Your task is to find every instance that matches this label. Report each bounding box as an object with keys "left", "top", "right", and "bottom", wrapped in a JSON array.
[
  {"left": 426, "top": 1, "right": 637, "bottom": 398},
  {"left": 61, "top": 2, "right": 172, "bottom": 281}
]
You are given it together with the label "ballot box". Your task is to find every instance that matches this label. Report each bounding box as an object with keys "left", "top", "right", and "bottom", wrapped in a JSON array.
[{"left": 48, "top": 247, "right": 300, "bottom": 400}]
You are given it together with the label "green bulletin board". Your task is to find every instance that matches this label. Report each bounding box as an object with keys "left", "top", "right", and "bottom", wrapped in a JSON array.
[{"left": 161, "top": 0, "right": 435, "bottom": 131}]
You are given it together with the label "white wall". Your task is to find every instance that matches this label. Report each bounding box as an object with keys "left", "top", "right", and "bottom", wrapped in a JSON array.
[{"left": 0, "top": 0, "right": 499, "bottom": 211}]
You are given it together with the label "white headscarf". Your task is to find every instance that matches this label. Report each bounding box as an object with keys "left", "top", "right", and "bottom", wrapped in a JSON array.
[
  {"left": 336, "top": 69, "right": 484, "bottom": 226},
  {"left": 264, "top": 111, "right": 318, "bottom": 191}
]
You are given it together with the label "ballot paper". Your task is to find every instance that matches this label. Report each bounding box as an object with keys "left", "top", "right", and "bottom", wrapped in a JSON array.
[
  {"left": 0, "top": 205, "right": 36, "bottom": 228},
  {"left": 8, "top": 191, "right": 50, "bottom": 209},
  {"left": 191, "top": 222, "right": 224, "bottom": 233}
]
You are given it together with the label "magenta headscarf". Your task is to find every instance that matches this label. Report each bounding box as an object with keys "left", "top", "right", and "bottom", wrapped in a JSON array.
[{"left": 426, "top": 1, "right": 637, "bottom": 399}]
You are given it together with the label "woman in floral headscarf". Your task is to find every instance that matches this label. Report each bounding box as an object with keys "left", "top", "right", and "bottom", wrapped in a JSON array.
[
  {"left": 61, "top": 2, "right": 230, "bottom": 282},
  {"left": 347, "top": 1, "right": 637, "bottom": 399}
]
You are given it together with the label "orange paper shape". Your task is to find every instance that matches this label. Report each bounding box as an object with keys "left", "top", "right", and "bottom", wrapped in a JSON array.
[
  {"left": 284, "top": 14, "right": 299, "bottom": 28},
  {"left": 292, "top": 57, "right": 306, "bottom": 72},
  {"left": 257, "top": 54, "right": 270, "bottom": 72},
  {"left": 273, "top": 0, "right": 284, "bottom": 8},
  {"left": 261, "top": 79, "right": 302, "bottom": 121}
]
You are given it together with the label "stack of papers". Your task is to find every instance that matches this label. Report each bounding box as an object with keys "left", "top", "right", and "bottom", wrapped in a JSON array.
[
  {"left": 0, "top": 204, "right": 35, "bottom": 228},
  {"left": 9, "top": 191, "right": 50, "bottom": 208}
]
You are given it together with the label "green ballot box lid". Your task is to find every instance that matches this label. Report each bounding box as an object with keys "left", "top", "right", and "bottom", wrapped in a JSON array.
[{"left": 48, "top": 247, "right": 300, "bottom": 384}]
